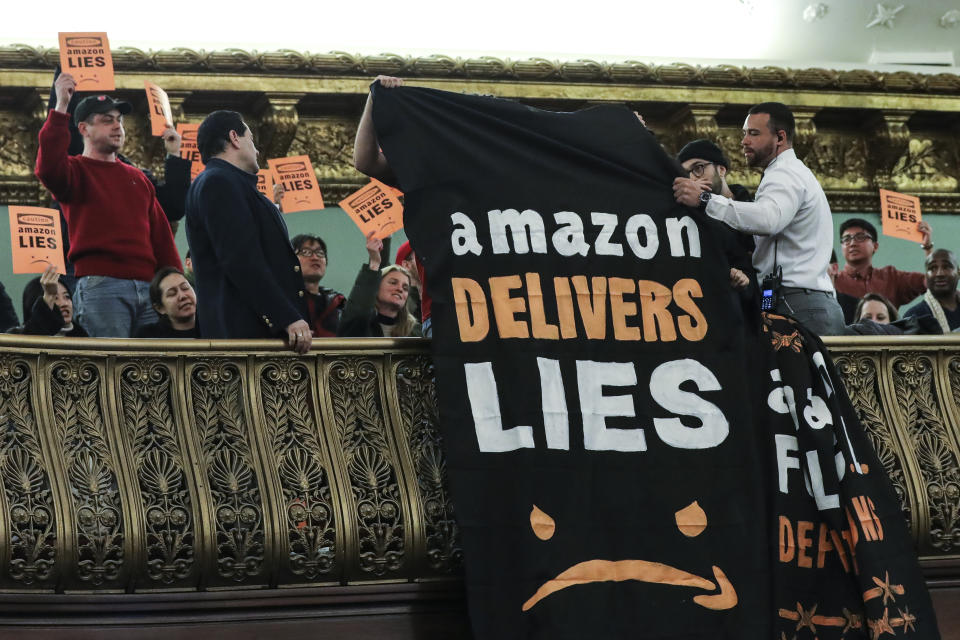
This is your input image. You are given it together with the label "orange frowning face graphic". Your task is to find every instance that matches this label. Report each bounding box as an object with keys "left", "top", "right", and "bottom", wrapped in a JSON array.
[{"left": 522, "top": 501, "right": 738, "bottom": 612}]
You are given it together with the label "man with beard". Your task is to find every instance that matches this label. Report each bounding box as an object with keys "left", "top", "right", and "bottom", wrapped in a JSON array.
[
  {"left": 676, "top": 138, "right": 754, "bottom": 291},
  {"left": 674, "top": 102, "right": 844, "bottom": 335},
  {"left": 292, "top": 233, "right": 345, "bottom": 337},
  {"left": 35, "top": 73, "right": 182, "bottom": 337},
  {"left": 903, "top": 249, "right": 960, "bottom": 332}
]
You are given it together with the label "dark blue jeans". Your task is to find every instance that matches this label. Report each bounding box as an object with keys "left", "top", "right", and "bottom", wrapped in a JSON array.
[{"left": 74, "top": 275, "right": 158, "bottom": 338}]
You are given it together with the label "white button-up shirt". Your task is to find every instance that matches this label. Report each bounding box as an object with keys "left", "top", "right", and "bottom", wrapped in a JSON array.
[{"left": 703, "top": 148, "right": 834, "bottom": 292}]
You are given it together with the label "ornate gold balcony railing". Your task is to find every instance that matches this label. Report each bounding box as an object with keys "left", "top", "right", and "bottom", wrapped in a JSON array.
[
  {"left": 0, "top": 335, "right": 461, "bottom": 596},
  {"left": 0, "top": 334, "right": 957, "bottom": 636}
]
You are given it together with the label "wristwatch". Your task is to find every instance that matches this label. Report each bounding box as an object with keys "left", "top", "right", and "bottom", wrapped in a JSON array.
[{"left": 698, "top": 191, "right": 712, "bottom": 208}]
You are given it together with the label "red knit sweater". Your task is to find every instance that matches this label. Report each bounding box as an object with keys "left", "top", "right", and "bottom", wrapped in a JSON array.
[{"left": 35, "top": 110, "right": 182, "bottom": 281}]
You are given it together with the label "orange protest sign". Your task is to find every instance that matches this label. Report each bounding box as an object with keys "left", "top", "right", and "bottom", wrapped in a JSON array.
[
  {"left": 269, "top": 156, "right": 324, "bottom": 213},
  {"left": 256, "top": 169, "right": 275, "bottom": 199},
  {"left": 879, "top": 189, "right": 924, "bottom": 243},
  {"left": 58, "top": 32, "right": 114, "bottom": 91},
  {"left": 8, "top": 206, "right": 66, "bottom": 274},
  {"left": 144, "top": 81, "right": 173, "bottom": 136},
  {"left": 176, "top": 123, "right": 205, "bottom": 181},
  {"left": 339, "top": 179, "right": 404, "bottom": 239}
]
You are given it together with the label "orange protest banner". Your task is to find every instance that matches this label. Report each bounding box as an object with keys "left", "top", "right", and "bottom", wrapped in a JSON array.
[
  {"left": 58, "top": 32, "right": 114, "bottom": 91},
  {"left": 879, "top": 189, "right": 924, "bottom": 243},
  {"left": 144, "top": 81, "right": 173, "bottom": 136},
  {"left": 177, "top": 123, "right": 205, "bottom": 181},
  {"left": 8, "top": 206, "right": 67, "bottom": 274},
  {"left": 256, "top": 169, "right": 275, "bottom": 199},
  {"left": 268, "top": 156, "right": 324, "bottom": 213},
  {"left": 339, "top": 179, "right": 404, "bottom": 239}
]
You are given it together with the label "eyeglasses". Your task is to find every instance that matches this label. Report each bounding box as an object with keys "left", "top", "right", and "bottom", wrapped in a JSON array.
[
  {"left": 688, "top": 162, "right": 714, "bottom": 178},
  {"left": 296, "top": 249, "right": 327, "bottom": 259},
  {"left": 840, "top": 232, "right": 874, "bottom": 245}
]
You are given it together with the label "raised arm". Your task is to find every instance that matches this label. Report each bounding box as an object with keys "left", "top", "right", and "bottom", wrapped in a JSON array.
[
  {"left": 353, "top": 76, "right": 403, "bottom": 185},
  {"left": 35, "top": 73, "right": 79, "bottom": 201}
]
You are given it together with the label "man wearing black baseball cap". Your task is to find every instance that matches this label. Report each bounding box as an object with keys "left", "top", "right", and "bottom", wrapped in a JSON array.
[{"left": 35, "top": 72, "right": 182, "bottom": 338}]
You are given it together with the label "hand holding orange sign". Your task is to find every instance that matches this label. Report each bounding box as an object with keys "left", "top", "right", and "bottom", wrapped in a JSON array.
[
  {"left": 879, "top": 189, "right": 924, "bottom": 243},
  {"left": 176, "top": 123, "right": 205, "bottom": 181},
  {"left": 339, "top": 179, "right": 404, "bottom": 239},
  {"left": 58, "top": 33, "right": 115, "bottom": 91},
  {"left": 268, "top": 156, "right": 325, "bottom": 213},
  {"left": 256, "top": 169, "right": 275, "bottom": 199},
  {"left": 144, "top": 81, "right": 174, "bottom": 136},
  {"left": 8, "top": 206, "right": 67, "bottom": 274}
]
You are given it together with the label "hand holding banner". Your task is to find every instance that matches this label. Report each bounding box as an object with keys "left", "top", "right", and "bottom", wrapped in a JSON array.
[
  {"left": 58, "top": 32, "right": 115, "bottom": 91},
  {"left": 8, "top": 206, "right": 66, "bottom": 274},
  {"left": 879, "top": 189, "right": 924, "bottom": 243},
  {"left": 339, "top": 179, "right": 404, "bottom": 239},
  {"left": 268, "top": 156, "right": 325, "bottom": 213},
  {"left": 144, "top": 81, "right": 174, "bottom": 136}
]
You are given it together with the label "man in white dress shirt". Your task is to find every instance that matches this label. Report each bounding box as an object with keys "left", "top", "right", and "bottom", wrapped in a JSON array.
[{"left": 673, "top": 102, "right": 845, "bottom": 336}]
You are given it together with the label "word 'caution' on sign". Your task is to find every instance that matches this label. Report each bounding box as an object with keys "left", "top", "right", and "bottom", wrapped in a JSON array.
[
  {"left": 58, "top": 32, "right": 114, "bottom": 91},
  {"left": 268, "top": 156, "right": 325, "bottom": 213},
  {"left": 339, "top": 179, "right": 404, "bottom": 239},
  {"left": 8, "top": 206, "right": 66, "bottom": 274},
  {"left": 879, "top": 189, "right": 924, "bottom": 244}
]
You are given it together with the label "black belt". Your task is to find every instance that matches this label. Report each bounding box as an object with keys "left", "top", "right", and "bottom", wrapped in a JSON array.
[{"left": 780, "top": 286, "right": 833, "bottom": 297}]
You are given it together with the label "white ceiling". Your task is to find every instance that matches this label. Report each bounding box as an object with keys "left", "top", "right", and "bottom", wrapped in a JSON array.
[{"left": 5, "top": 0, "right": 960, "bottom": 72}]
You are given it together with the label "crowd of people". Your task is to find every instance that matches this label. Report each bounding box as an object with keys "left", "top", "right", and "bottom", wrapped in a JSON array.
[{"left": 1, "top": 74, "right": 957, "bottom": 348}]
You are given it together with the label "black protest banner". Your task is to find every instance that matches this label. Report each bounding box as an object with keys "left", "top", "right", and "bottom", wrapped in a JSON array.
[
  {"left": 761, "top": 313, "right": 937, "bottom": 638},
  {"left": 372, "top": 84, "right": 937, "bottom": 640}
]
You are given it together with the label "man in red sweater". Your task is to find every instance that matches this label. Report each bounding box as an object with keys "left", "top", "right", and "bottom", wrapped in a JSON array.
[
  {"left": 35, "top": 73, "right": 182, "bottom": 337},
  {"left": 833, "top": 217, "right": 932, "bottom": 310}
]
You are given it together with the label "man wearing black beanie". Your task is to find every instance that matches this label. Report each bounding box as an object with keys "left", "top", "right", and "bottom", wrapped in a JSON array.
[
  {"left": 677, "top": 139, "right": 755, "bottom": 292},
  {"left": 677, "top": 139, "right": 752, "bottom": 203}
]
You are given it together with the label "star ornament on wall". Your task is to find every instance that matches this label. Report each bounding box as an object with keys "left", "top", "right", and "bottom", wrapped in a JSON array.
[
  {"left": 866, "top": 3, "right": 904, "bottom": 28},
  {"left": 802, "top": 3, "right": 828, "bottom": 23}
]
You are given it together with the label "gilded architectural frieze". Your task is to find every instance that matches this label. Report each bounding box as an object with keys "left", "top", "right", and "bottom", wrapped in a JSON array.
[
  {"left": 5, "top": 46, "right": 960, "bottom": 94},
  {"left": 0, "top": 44, "right": 958, "bottom": 213},
  {"left": 287, "top": 118, "right": 360, "bottom": 181}
]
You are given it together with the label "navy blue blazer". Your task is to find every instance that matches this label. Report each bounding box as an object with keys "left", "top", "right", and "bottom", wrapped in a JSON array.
[{"left": 185, "top": 158, "right": 308, "bottom": 339}]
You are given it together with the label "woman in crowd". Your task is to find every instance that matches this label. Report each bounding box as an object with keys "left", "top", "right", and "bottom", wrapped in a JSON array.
[
  {"left": 135, "top": 267, "right": 199, "bottom": 338},
  {"left": 9, "top": 265, "right": 87, "bottom": 336},
  {"left": 338, "top": 231, "right": 421, "bottom": 338},
  {"left": 854, "top": 293, "right": 898, "bottom": 325}
]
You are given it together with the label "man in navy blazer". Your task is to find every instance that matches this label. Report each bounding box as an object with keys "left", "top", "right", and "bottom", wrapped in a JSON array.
[{"left": 185, "top": 110, "right": 312, "bottom": 353}]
